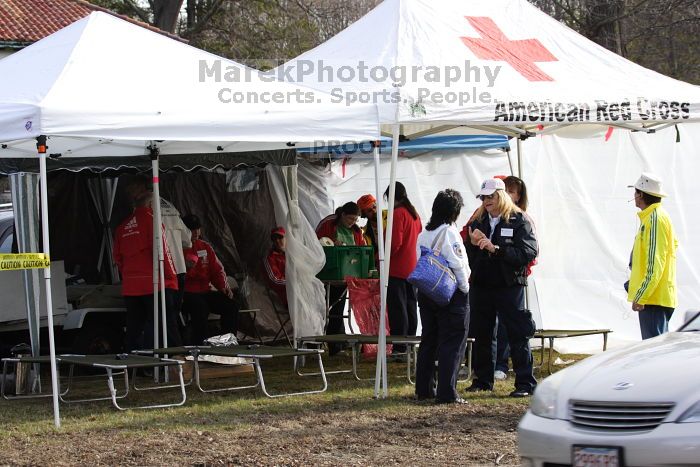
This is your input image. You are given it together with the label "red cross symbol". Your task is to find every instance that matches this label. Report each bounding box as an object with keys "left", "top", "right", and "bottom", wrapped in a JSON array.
[{"left": 461, "top": 17, "right": 557, "bottom": 82}]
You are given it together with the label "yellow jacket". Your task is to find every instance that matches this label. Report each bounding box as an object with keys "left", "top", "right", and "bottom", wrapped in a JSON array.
[{"left": 628, "top": 203, "right": 678, "bottom": 307}]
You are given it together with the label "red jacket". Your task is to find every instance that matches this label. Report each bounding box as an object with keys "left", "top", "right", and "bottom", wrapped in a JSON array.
[
  {"left": 264, "top": 249, "right": 287, "bottom": 305},
  {"left": 389, "top": 206, "right": 422, "bottom": 279},
  {"left": 184, "top": 238, "right": 227, "bottom": 294},
  {"left": 315, "top": 214, "right": 366, "bottom": 246},
  {"left": 113, "top": 206, "right": 178, "bottom": 296}
]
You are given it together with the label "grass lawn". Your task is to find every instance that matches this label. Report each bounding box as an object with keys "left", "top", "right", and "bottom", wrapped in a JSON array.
[{"left": 0, "top": 349, "right": 587, "bottom": 466}]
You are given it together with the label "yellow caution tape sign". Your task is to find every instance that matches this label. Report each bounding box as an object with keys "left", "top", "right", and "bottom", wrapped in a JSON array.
[{"left": 0, "top": 253, "right": 51, "bottom": 271}]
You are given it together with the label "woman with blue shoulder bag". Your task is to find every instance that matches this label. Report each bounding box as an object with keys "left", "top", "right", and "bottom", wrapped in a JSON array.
[{"left": 411, "top": 189, "right": 471, "bottom": 404}]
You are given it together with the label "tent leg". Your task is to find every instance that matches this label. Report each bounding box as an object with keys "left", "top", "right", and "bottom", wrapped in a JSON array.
[
  {"left": 37, "top": 136, "right": 61, "bottom": 428},
  {"left": 506, "top": 147, "right": 514, "bottom": 176},
  {"left": 151, "top": 149, "right": 169, "bottom": 382},
  {"left": 372, "top": 143, "right": 387, "bottom": 397},
  {"left": 515, "top": 138, "right": 531, "bottom": 310},
  {"left": 375, "top": 125, "right": 400, "bottom": 399},
  {"left": 516, "top": 137, "right": 523, "bottom": 179}
]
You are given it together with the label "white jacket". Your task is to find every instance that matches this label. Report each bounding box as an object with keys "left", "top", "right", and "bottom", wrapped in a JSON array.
[
  {"left": 159, "top": 198, "right": 191, "bottom": 274},
  {"left": 416, "top": 223, "right": 470, "bottom": 294}
]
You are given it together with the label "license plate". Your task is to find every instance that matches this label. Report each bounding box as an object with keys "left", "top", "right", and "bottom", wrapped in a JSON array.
[{"left": 572, "top": 446, "right": 622, "bottom": 467}]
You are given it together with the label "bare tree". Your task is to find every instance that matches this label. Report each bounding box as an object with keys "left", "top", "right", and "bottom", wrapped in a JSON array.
[{"left": 530, "top": 0, "right": 700, "bottom": 83}]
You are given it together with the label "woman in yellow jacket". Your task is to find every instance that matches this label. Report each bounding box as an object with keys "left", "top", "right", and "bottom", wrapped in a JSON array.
[{"left": 628, "top": 173, "right": 678, "bottom": 339}]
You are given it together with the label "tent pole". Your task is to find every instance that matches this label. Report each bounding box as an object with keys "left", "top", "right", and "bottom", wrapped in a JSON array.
[
  {"left": 376, "top": 124, "right": 400, "bottom": 398},
  {"left": 516, "top": 137, "right": 523, "bottom": 179},
  {"left": 515, "top": 137, "right": 531, "bottom": 310},
  {"left": 151, "top": 148, "right": 169, "bottom": 382},
  {"left": 505, "top": 147, "right": 514, "bottom": 176},
  {"left": 37, "top": 136, "right": 61, "bottom": 428},
  {"left": 372, "top": 142, "right": 387, "bottom": 396}
]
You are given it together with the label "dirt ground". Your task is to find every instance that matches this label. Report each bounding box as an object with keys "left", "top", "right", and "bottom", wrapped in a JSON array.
[
  {"left": 0, "top": 350, "right": 545, "bottom": 466},
  {"left": 0, "top": 397, "right": 525, "bottom": 466}
]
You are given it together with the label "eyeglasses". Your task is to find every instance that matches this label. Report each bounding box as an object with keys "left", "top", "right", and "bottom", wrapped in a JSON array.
[{"left": 479, "top": 194, "right": 496, "bottom": 201}]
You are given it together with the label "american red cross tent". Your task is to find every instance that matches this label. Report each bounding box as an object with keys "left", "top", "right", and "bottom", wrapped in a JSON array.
[
  {"left": 0, "top": 11, "right": 379, "bottom": 426},
  {"left": 280, "top": 0, "right": 700, "bottom": 395},
  {"left": 281, "top": 0, "right": 700, "bottom": 131}
]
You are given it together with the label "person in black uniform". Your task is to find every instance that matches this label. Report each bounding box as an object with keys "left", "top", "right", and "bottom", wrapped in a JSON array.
[{"left": 465, "top": 178, "right": 538, "bottom": 397}]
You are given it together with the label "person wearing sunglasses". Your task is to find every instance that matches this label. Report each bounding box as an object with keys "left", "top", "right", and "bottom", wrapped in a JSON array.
[{"left": 464, "top": 178, "right": 538, "bottom": 398}]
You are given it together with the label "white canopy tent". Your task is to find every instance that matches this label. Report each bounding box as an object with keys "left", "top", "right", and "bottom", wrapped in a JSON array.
[
  {"left": 0, "top": 11, "right": 379, "bottom": 427},
  {"left": 281, "top": 0, "right": 700, "bottom": 396}
]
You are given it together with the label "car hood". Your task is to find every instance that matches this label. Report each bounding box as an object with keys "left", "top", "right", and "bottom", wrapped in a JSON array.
[{"left": 563, "top": 332, "right": 700, "bottom": 405}]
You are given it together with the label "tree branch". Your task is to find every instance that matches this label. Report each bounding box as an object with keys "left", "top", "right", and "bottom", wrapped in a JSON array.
[
  {"left": 184, "top": 0, "right": 227, "bottom": 37},
  {"left": 122, "top": 0, "right": 152, "bottom": 23}
]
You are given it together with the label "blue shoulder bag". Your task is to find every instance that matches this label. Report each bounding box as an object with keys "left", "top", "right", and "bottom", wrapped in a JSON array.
[{"left": 407, "top": 227, "right": 457, "bottom": 306}]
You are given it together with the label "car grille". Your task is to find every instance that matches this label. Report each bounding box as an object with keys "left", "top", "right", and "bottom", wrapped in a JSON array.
[{"left": 569, "top": 400, "right": 675, "bottom": 431}]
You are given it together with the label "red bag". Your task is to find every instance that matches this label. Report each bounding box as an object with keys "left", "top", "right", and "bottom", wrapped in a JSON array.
[{"left": 346, "top": 277, "right": 392, "bottom": 359}]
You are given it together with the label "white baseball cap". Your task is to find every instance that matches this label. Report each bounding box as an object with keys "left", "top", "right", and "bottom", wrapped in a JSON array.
[
  {"left": 476, "top": 178, "right": 506, "bottom": 198},
  {"left": 629, "top": 172, "right": 667, "bottom": 198}
]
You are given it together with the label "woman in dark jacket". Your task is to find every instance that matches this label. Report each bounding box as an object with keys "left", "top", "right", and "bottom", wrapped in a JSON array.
[{"left": 465, "top": 178, "right": 538, "bottom": 397}]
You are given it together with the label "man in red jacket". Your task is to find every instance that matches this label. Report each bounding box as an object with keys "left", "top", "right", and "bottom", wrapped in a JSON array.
[
  {"left": 181, "top": 214, "right": 238, "bottom": 345},
  {"left": 264, "top": 226, "right": 287, "bottom": 306},
  {"left": 113, "top": 178, "right": 181, "bottom": 351}
]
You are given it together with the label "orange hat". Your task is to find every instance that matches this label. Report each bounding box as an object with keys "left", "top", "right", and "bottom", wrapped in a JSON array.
[
  {"left": 357, "top": 194, "right": 377, "bottom": 212},
  {"left": 494, "top": 175, "right": 508, "bottom": 180}
]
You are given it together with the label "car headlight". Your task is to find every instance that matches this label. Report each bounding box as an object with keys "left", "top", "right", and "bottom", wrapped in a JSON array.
[
  {"left": 678, "top": 401, "right": 700, "bottom": 423},
  {"left": 530, "top": 369, "right": 565, "bottom": 419}
]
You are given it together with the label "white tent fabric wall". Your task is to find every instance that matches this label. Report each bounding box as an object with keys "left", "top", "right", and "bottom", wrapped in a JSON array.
[
  {"left": 321, "top": 123, "right": 700, "bottom": 354},
  {"left": 320, "top": 149, "right": 512, "bottom": 229},
  {"left": 521, "top": 123, "right": 700, "bottom": 353},
  {"left": 266, "top": 165, "right": 327, "bottom": 341}
]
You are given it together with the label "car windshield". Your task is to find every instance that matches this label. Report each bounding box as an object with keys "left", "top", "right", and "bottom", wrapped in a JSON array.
[{"left": 680, "top": 311, "right": 700, "bottom": 332}]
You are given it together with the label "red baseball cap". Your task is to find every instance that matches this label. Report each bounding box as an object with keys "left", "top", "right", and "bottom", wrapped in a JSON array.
[{"left": 271, "top": 226, "right": 286, "bottom": 237}]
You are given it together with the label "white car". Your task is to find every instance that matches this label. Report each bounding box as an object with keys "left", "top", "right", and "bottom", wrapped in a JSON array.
[{"left": 518, "top": 311, "right": 700, "bottom": 467}]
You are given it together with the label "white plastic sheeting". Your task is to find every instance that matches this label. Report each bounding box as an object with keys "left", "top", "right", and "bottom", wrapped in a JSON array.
[
  {"left": 266, "top": 165, "right": 327, "bottom": 341},
  {"left": 320, "top": 123, "right": 700, "bottom": 353}
]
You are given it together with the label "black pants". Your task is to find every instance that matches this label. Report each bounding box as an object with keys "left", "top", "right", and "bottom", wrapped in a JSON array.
[
  {"left": 183, "top": 291, "right": 239, "bottom": 345},
  {"left": 469, "top": 285, "right": 536, "bottom": 391},
  {"left": 415, "top": 290, "right": 469, "bottom": 402},
  {"left": 494, "top": 318, "right": 510, "bottom": 373},
  {"left": 326, "top": 285, "right": 347, "bottom": 336},
  {"left": 174, "top": 273, "right": 186, "bottom": 315},
  {"left": 125, "top": 289, "right": 182, "bottom": 351},
  {"left": 387, "top": 277, "right": 418, "bottom": 352}
]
